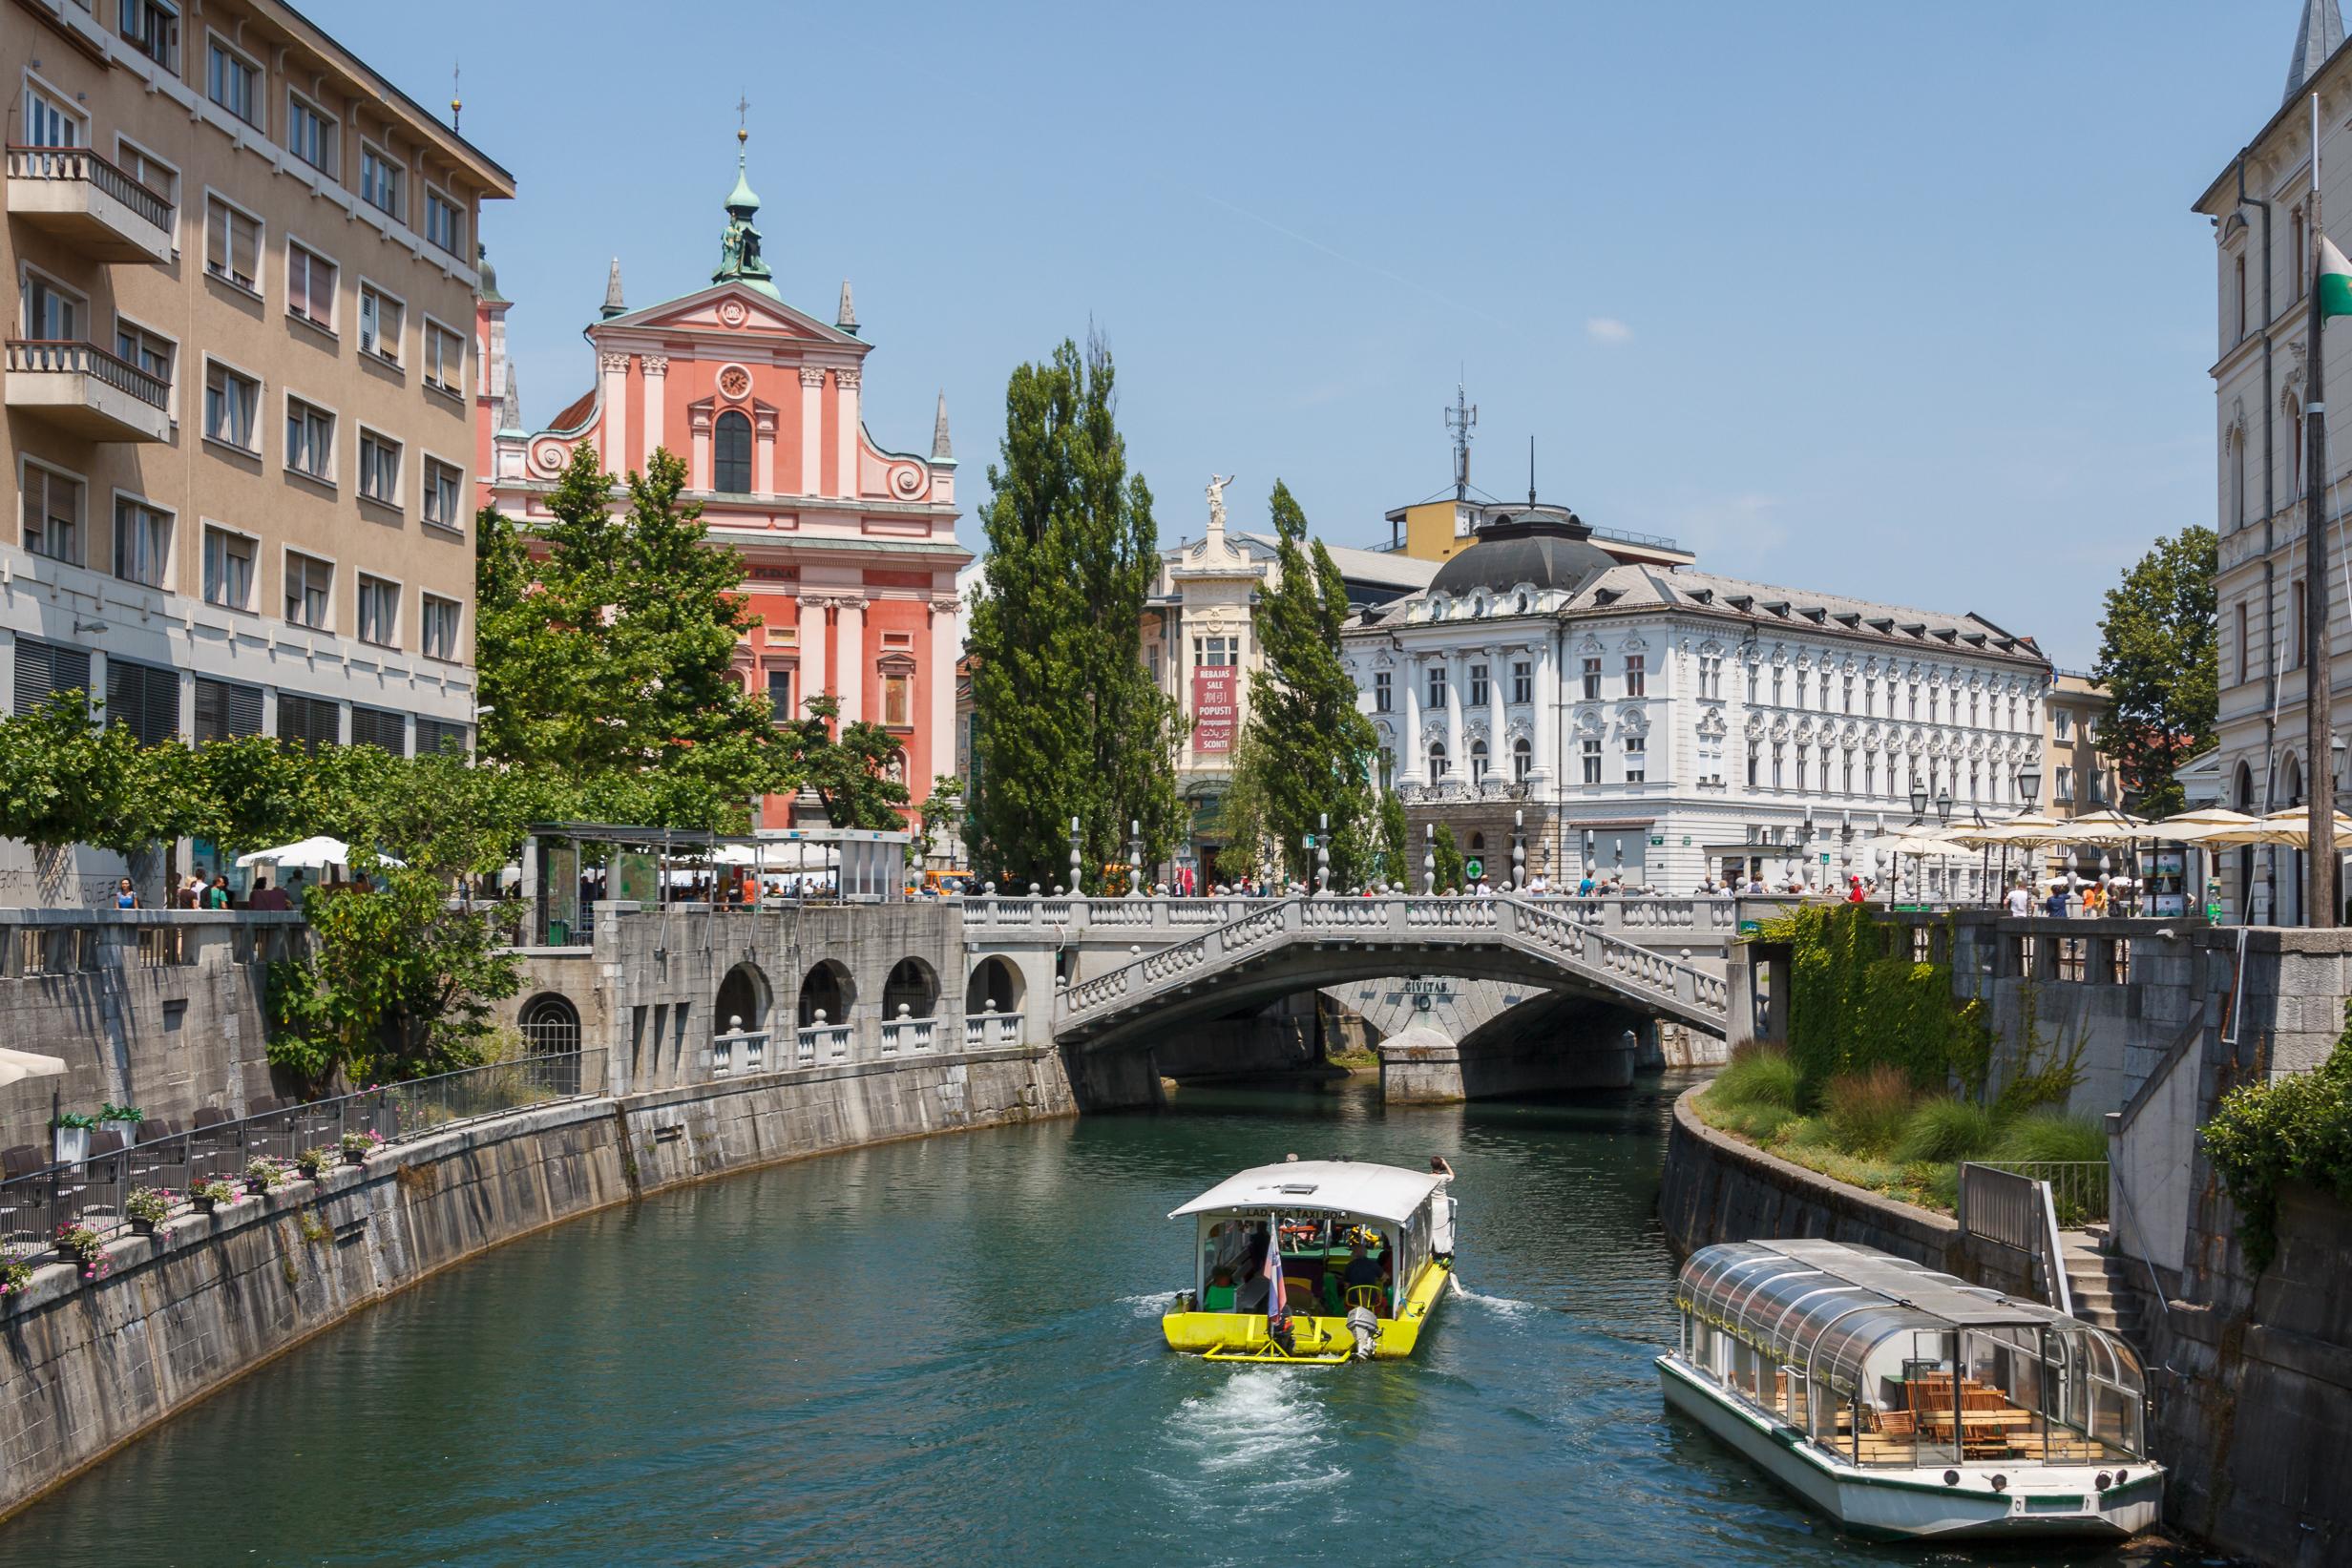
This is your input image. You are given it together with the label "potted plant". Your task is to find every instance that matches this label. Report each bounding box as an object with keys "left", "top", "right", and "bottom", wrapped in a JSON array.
[
  {"left": 50, "top": 1112, "right": 95, "bottom": 1165},
  {"left": 189, "top": 1178, "right": 235, "bottom": 1216},
  {"left": 339, "top": 1129, "right": 385, "bottom": 1166},
  {"left": 294, "top": 1146, "right": 333, "bottom": 1182},
  {"left": 0, "top": 1252, "right": 32, "bottom": 1300},
  {"left": 52, "top": 1223, "right": 106, "bottom": 1280},
  {"left": 97, "top": 1102, "right": 145, "bottom": 1143},
  {"left": 242, "top": 1158, "right": 282, "bottom": 1197},
  {"left": 125, "top": 1186, "right": 173, "bottom": 1237}
]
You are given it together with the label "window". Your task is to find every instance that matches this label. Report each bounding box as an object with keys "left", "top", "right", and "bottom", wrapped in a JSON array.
[
  {"left": 1745, "top": 744, "right": 1759, "bottom": 787},
  {"left": 1426, "top": 666, "right": 1446, "bottom": 710},
  {"left": 286, "top": 241, "right": 335, "bottom": 329},
  {"left": 766, "top": 668, "right": 792, "bottom": 724},
  {"left": 284, "top": 551, "right": 331, "bottom": 629},
  {"left": 713, "top": 408, "right": 752, "bottom": 492},
  {"left": 1841, "top": 749, "right": 1854, "bottom": 794},
  {"left": 1373, "top": 671, "right": 1392, "bottom": 712},
  {"left": 424, "top": 187, "right": 463, "bottom": 256},
  {"left": 424, "top": 320, "right": 465, "bottom": 392},
  {"left": 884, "top": 672, "right": 913, "bottom": 727},
  {"left": 350, "top": 705, "right": 407, "bottom": 755},
  {"left": 1746, "top": 663, "right": 1759, "bottom": 702},
  {"left": 114, "top": 320, "right": 174, "bottom": 402},
  {"left": 1625, "top": 653, "right": 1646, "bottom": 698},
  {"left": 194, "top": 677, "right": 262, "bottom": 742},
  {"left": 105, "top": 658, "right": 178, "bottom": 745},
  {"left": 14, "top": 638, "right": 90, "bottom": 715},
  {"left": 22, "top": 269, "right": 81, "bottom": 339},
  {"left": 1469, "top": 739, "right": 1489, "bottom": 784},
  {"left": 285, "top": 93, "right": 334, "bottom": 172},
  {"left": 423, "top": 457, "right": 464, "bottom": 531},
  {"left": 22, "top": 80, "right": 83, "bottom": 148},
  {"left": 1193, "top": 636, "right": 1236, "bottom": 668},
  {"left": 1512, "top": 737, "right": 1532, "bottom": 784},
  {"left": 204, "top": 195, "right": 260, "bottom": 290},
  {"left": 1928, "top": 686, "right": 1941, "bottom": 723},
  {"left": 1796, "top": 748, "right": 1809, "bottom": 791},
  {"left": 2090, "top": 770, "right": 2107, "bottom": 805},
  {"left": 1863, "top": 676, "right": 1877, "bottom": 716},
  {"left": 284, "top": 397, "right": 334, "bottom": 479},
  {"left": 113, "top": 497, "right": 170, "bottom": 586},
  {"left": 202, "top": 526, "right": 255, "bottom": 609},
  {"left": 1582, "top": 656, "right": 1602, "bottom": 700},
  {"left": 356, "top": 575, "right": 399, "bottom": 646},
  {"left": 21, "top": 464, "right": 82, "bottom": 564},
  {"left": 277, "top": 692, "right": 340, "bottom": 754},
  {"left": 358, "top": 429, "right": 402, "bottom": 505},
  {"left": 417, "top": 718, "right": 469, "bottom": 756},
  {"left": 359, "top": 283, "right": 403, "bottom": 363},
  {"left": 2053, "top": 706, "right": 2072, "bottom": 741},
  {"left": 1428, "top": 741, "right": 1449, "bottom": 779},
  {"left": 1468, "top": 662, "right": 1489, "bottom": 708},
  {"left": 1969, "top": 691, "right": 1980, "bottom": 726},
  {"left": 359, "top": 144, "right": 402, "bottom": 220},
  {"left": 1773, "top": 668, "right": 1785, "bottom": 704},
  {"left": 206, "top": 35, "right": 261, "bottom": 125},
  {"left": 1511, "top": 660, "right": 1532, "bottom": 704},
  {"left": 119, "top": 0, "right": 179, "bottom": 72},
  {"left": 1841, "top": 675, "right": 1854, "bottom": 713},
  {"left": 1863, "top": 753, "right": 1877, "bottom": 797},
  {"left": 116, "top": 139, "right": 178, "bottom": 215},
  {"left": 1582, "top": 738, "right": 1602, "bottom": 784},
  {"left": 2055, "top": 764, "right": 2076, "bottom": 805},
  {"left": 412, "top": 594, "right": 461, "bottom": 662},
  {"left": 1624, "top": 735, "right": 1646, "bottom": 784},
  {"left": 1772, "top": 743, "right": 1785, "bottom": 787},
  {"left": 1794, "top": 669, "right": 1808, "bottom": 708}
]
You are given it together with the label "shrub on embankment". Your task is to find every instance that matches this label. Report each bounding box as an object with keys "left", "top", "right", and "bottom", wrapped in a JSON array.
[{"left": 2202, "top": 1001, "right": 2352, "bottom": 1269}]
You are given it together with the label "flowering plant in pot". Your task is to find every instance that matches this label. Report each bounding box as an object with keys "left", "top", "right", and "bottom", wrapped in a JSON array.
[
  {"left": 339, "top": 1129, "right": 385, "bottom": 1165},
  {"left": 189, "top": 1178, "right": 236, "bottom": 1214},
  {"left": 124, "top": 1186, "right": 173, "bottom": 1236},
  {"left": 294, "top": 1146, "right": 334, "bottom": 1181},
  {"left": 97, "top": 1102, "right": 145, "bottom": 1142},
  {"left": 50, "top": 1112, "right": 95, "bottom": 1164},
  {"left": 243, "top": 1158, "right": 283, "bottom": 1196},
  {"left": 0, "top": 1252, "right": 32, "bottom": 1299},
  {"left": 52, "top": 1223, "right": 107, "bottom": 1280}
]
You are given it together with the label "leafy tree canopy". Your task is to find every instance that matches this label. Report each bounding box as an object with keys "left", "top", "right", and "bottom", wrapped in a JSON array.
[{"left": 2091, "top": 526, "right": 2216, "bottom": 818}]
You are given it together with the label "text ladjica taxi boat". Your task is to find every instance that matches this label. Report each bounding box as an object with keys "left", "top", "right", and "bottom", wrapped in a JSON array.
[
  {"left": 1160, "top": 1160, "right": 1456, "bottom": 1364},
  {"left": 1659, "top": 1240, "right": 2162, "bottom": 1540}
]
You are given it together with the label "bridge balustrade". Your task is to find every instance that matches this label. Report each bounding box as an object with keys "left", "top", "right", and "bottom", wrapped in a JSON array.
[{"left": 879, "top": 1011, "right": 937, "bottom": 1055}]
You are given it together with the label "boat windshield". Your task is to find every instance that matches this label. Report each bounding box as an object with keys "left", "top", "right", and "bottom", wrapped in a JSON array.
[
  {"left": 1675, "top": 1240, "right": 2149, "bottom": 1470},
  {"left": 1196, "top": 1213, "right": 1398, "bottom": 1319}
]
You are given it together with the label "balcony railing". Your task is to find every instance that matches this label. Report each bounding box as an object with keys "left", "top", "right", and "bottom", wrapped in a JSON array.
[
  {"left": 7, "top": 338, "right": 171, "bottom": 409},
  {"left": 7, "top": 143, "right": 176, "bottom": 233}
]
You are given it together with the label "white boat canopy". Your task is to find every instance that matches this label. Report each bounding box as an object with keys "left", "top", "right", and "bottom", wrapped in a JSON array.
[{"left": 1168, "top": 1160, "right": 1442, "bottom": 1226}]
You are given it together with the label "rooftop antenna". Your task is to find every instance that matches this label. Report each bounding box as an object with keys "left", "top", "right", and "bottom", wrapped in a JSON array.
[
  {"left": 450, "top": 61, "right": 461, "bottom": 131},
  {"left": 1445, "top": 379, "right": 1478, "bottom": 503},
  {"left": 1527, "top": 434, "right": 1537, "bottom": 508}
]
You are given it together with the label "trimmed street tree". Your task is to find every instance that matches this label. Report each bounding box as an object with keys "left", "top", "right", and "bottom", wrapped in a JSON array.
[
  {"left": 1241, "top": 479, "right": 1381, "bottom": 889},
  {"left": 2091, "top": 526, "right": 2217, "bottom": 817},
  {"left": 966, "top": 334, "right": 1183, "bottom": 887},
  {"left": 776, "top": 694, "right": 913, "bottom": 831}
]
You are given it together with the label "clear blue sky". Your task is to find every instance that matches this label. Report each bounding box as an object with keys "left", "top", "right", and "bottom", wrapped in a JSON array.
[{"left": 315, "top": 0, "right": 2300, "bottom": 669}]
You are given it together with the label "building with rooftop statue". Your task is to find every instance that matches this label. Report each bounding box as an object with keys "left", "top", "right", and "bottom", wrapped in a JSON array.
[{"left": 478, "top": 133, "right": 967, "bottom": 829}]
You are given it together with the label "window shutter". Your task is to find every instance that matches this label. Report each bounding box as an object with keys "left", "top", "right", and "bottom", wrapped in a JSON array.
[
  {"left": 350, "top": 704, "right": 407, "bottom": 754},
  {"left": 415, "top": 718, "right": 469, "bottom": 756},
  {"left": 13, "top": 638, "right": 93, "bottom": 716},
  {"left": 194, "top": 677, "right": 262, "bottom": 742},
  {"left": 105, "top": 658, "right": 179, "bottom": 744}
]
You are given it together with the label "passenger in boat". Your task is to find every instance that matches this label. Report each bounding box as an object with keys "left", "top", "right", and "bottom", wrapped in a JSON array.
[
  {"left": 1342, "top": 1242, "right": 1386, "bottom": 1302},
  {"left": 1429, "top": 1155, "right": 1454, "bottom": 1182}
]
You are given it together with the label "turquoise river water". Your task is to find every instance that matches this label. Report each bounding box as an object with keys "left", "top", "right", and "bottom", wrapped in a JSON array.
[{"left": 5, "top": 1072, "right": 2176, "bottom": 1566}]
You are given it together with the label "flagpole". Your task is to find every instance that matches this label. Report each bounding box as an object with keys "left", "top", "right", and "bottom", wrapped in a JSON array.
[{"left": 2308, "top": 90, "right": 2340, "bottom": 928}]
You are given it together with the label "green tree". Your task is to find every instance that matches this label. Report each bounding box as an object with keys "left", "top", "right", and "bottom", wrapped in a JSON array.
[
  {"left": 1378, "top": 789, "right": 1410, "bottom": 889},
  {"left": 1431, "top": 823, "right": 1466, "bottom": 892},
  {"left": 0, "top": 692, "right": 194, "bottom": 854},
  {"left": 776, "top": 694, "right": 912, "bottom": 830},
  {"left": 2091, "top": 526, "right": 2216, "bottom": 818},
  {"left": 1241, "top": 479, "right": 1382, "bottom": 889},
  {"left": 473, "top": 444, "right": 784, "bottom": 827},
  {"left": 917, "top": 773, "right": 966, "bottom": 863},
  {"left": 184, "top": 734, "right": 312, "bottom": 855},
  {"left": 966, "top": 334, "right": 1183, "bottom": 888}
]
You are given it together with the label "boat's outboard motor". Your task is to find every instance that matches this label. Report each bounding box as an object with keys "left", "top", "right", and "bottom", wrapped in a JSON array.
[{"left": 1346, "top": 1306, "right": 1379, "bottom": 1361}]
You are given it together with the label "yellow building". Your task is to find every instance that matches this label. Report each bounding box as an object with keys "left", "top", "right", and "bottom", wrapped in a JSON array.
[{"left": 1380, "top": 495, "right": 1694, "bottom": 572}]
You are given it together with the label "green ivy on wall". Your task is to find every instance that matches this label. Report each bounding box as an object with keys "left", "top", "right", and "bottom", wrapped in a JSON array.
[
  {"left": 2202, "top": 1001, "right": 2352, "bottom": 1270},
  {"left": 1756, "top": 904, "right": 1994, "bottom": 1107}
]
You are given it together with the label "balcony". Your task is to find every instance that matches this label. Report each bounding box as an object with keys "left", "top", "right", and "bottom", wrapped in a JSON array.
[
  {"left": 6, "top": 146, "right": 175, "bottom": 264},
  {"left": 5, "top": 340, "right": 171, "bottom": 442}
]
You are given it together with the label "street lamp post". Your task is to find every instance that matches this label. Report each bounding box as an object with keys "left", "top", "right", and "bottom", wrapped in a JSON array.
[
  {"left": 1934, "top": 785, "right": 1953, "bottom": 905},
  {"left": 2014, "top": 762, "right": 2043, "bottom": 909}
]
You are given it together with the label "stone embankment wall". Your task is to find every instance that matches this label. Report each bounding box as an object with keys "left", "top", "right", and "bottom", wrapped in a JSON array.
[{"left": 0, "top": 1044, "right": 1073, "bottom": 1521}]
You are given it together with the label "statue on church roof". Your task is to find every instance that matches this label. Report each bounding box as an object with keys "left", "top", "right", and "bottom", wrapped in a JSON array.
[{"left": 712, "top": 114, "right": 778, "bottom": 297}]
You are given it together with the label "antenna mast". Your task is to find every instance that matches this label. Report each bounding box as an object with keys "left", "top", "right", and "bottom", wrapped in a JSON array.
[{"left": 1445, "top": 382, "right": 1478, "bottom": 503}]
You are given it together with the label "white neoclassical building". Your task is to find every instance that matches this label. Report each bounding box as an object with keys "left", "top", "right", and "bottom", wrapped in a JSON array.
[{"left": 1343, "top": 511, "right": 2054, "bottom": 893}]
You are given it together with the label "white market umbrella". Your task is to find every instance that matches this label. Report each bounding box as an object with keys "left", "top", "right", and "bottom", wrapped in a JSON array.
[
  {"left": 0, "top": 1047, "right": 66, "bottom": 1088},
  {"left": 2062, "top": 809, "right": 2153, "bottom": 845},
  {"left": 2236, "top": 806, "right": 2352, "bottom": 849},
  {"left": 234, "top": 836, "right": 403, "bottom": 870},
  {"left": 2150, "top": 806, "right": 2260, "bottom": 842}
]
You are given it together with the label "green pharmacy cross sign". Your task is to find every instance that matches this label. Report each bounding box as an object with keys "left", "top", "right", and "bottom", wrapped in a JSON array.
[{"left": 1464, "top": 858, "right": 1484, "bottom": 880}]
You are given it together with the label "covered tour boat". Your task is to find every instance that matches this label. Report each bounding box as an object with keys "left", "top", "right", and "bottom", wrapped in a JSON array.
[
  {"left": 1160, "top": 1160, "right": 1455, "bottom": 1363},
  {"left": 1659, "top": 1239, "right": 2162, "bottom": 1539}
]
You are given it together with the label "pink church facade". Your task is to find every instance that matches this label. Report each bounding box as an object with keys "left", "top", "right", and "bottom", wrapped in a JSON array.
[{"left": 474, "top": 150, "right": 966, "bottom": 826}]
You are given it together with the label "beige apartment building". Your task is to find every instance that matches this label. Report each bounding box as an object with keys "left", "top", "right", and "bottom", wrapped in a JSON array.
[{"left": 3, "top": 0, "right": 511, "bottom": 896}]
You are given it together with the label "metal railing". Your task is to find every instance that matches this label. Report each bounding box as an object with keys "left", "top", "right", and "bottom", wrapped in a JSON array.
[
  {"left": 1973, "top": 1160, "right": 2110, "bottom": 1227},
  {"left": 6, "top": 337, "right": 171, "bottom": 409},
  {"left": 1958, "top": 1161, "right": 2079, "bottom": 1315},
  {"left": 0, "top": 1052, "right": 597, "bottom": 1263},
  {"left": 6, "top": 143, "right": 176, "bottom": 231}
]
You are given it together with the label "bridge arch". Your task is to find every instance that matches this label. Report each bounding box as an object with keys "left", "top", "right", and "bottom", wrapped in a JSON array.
[
  {"left": 966, "top": 954, "right": 1023, "bottom": 1014},
  {"left": 797, "top": 959, "right": 855, "bottom": 1027},
  {"left": 518, "top": 993, "right": 580, "bottom": 1055},
  {"left": 716, "top": 962, "right": 770, "bottom": 1035},
  {"left": 882, "top": 956, "right": 939, "bottom": 1019}
]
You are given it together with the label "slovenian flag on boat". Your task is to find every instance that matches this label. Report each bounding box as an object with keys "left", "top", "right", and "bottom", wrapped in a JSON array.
[
  {"left": 2324, "top": 236, "right": 2352, "bottom": 320},
  {"left": 1264, "top": 1228, "right": 1289, "bottom": 1331}
]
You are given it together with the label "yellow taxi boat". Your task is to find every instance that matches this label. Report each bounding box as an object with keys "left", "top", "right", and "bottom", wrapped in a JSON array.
[{"left": 1160, "top": 1160, "right": 1456, "bottom": 1363}]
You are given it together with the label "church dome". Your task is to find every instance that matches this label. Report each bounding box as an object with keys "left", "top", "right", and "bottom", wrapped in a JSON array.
[{"left": 1428, "top": 511, "right": 1616, "bottom": 599}]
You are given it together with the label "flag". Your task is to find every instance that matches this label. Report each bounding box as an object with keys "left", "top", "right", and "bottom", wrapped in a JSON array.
[
  {"left": 2323, "top": 236, "right": 2352, "bottom": 321},
  {"left": 1263, "top": 1226, "right": 1289, "bottom": 1332}
]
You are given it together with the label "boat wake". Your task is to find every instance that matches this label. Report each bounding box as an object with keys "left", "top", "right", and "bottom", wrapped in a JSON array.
[
  {"left": 1120, "top": 1290, "right": 1180, "bottom": 1317},
  {"left": 1453, "top": 1283, "right": 1538, "bottom": 1318},
  {"left": 1150, "top": 1369, "right": 1351, "bottom": 1518}
]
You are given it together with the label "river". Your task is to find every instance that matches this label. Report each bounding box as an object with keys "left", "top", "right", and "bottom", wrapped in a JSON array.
[{"left": 5, "top": 1072, "right": 2171, "bottom": 1566}]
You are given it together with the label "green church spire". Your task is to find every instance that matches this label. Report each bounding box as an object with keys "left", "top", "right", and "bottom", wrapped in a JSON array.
[{"left": 712, "top": 112, "right": 778, "bottom": 299}]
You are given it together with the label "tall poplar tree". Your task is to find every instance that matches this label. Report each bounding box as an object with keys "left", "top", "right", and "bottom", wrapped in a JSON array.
[
  {"left": 967, "top": 335, "right": 1182, "bottom": 887},
  {"left": 1237, "top": 480, "right": 1381, "bottom": 889}
]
